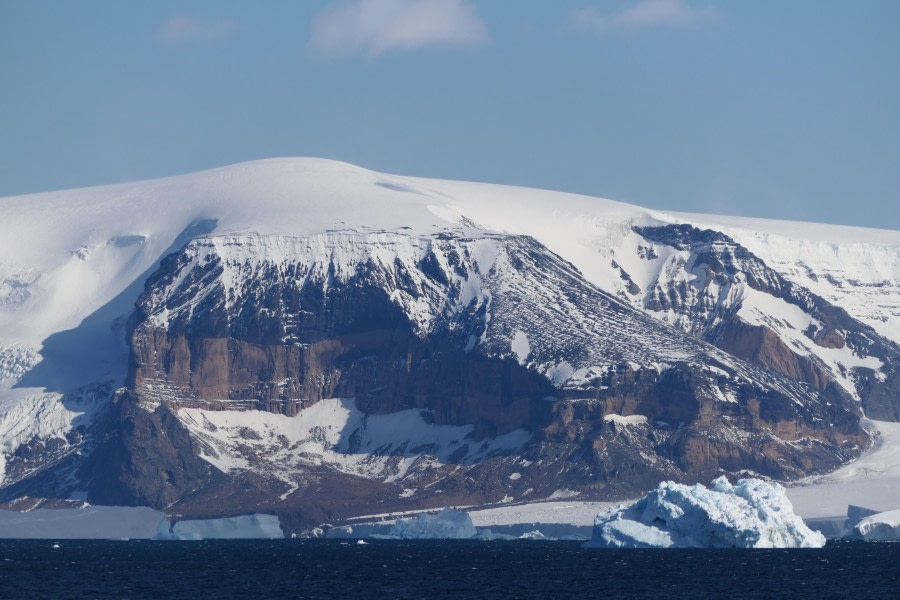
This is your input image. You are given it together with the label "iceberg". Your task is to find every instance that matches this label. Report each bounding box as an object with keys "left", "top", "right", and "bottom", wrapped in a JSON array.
[
  {"left": 583, "top": 477, "right": 826, "bottom": 549},
  {"left": 388, "top": 508, "right": 477, "bottom": 539},
  {"left": 854, "top": 509, "right": 900, "bottom": 541},
  {"left": 0, "top": 507, "right": 283, "bottom": 540},
  {"left": 517, "top": 530, "right": 549, "bottom": 540},
  {"left": 154, "top": 514, "right": 283, "bottom": 540},
  {"left": 0, "top": 506, "right": 164, "bottom": 539}
]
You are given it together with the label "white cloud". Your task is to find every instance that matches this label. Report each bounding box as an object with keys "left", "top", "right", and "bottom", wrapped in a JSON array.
[
  {"left": 309, "top": 0, "right": 487, "bottom": 58},
  {"left": 574, "top": 0, "right": 720, "bottom": 33},
  {"left": 156, "top": 16, "right": 238, "bottom": 44}
]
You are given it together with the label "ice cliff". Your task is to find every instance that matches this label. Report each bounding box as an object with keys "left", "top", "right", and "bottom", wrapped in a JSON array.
[
  {"left": 583, "top": 477, "right": 825, "bottom": 548},
  {"left": 153, "top": 514, "right": 283, "bottom": 540},
  {"left": 387, "top": 508, "right": 477, "bottom": 539},
  {"left": 854, "top": 509, "right": 900, "bottom": 541}
]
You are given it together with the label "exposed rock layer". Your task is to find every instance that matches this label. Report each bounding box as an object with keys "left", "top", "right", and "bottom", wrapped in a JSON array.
[
  {"left": 633, "top": 224, "right": 900, "bottom": 419},
  {"left": 53, "top": 231, "right": 868, "bottom": 528}
]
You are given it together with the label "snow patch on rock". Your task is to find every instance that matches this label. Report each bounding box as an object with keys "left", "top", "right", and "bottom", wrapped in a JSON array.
[
  {"left": 678, "top": 214, "right": 900, "bottom": 345},
  {"left": 179, "top": 399, "right": 531, "bottom": 488},
  {"left": 738, "top": 288, "right": 883, "bottom": 399},
  {"left": 510, "top": 330, "right": 530, "bottom": 365},
  {"left": 547, "top": 361, "right": 575, "bottom": 386},
  {"left": 603, "top": 414, "right": 648, "bottom": 426}
]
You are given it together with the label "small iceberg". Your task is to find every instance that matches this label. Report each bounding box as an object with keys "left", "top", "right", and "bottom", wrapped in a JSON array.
[
  {"left": 388, "top": 508, "right": 477, "bottom": 540},
  {"left": 517, "top": 530, "right": 549, "bottom": 540},
  {"left": 583, "top": 476, "right": 825, "bottom": 549}
]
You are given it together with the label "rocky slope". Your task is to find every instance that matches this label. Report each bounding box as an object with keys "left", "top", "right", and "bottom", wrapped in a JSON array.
[
  {"left": 629, "top": 223, "right": 900, "bottom": 420},
  {"left": 64, "top": 230, "right": 870, "bottom": 522},
  {"left": 0, "top": 158, "right": 895, "bottom": 531}
]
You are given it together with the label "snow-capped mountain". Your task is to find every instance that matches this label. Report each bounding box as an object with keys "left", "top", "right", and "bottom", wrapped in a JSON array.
[{"left": 0, "top": 158, "right": 896, "bottom": 531}]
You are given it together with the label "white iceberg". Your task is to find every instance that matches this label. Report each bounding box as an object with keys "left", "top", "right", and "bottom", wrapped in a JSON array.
[
  {"left": 854, "top": 509, "right": 900, "bottom": 541},
  {"left": 154, "top": 514, "right": 283, "bottom": 540},
  {"left": 0, "top": 506, "right": 164, "bottom": 539},
  {"left": 583, "top": 477, "right": 826, "bottom": 549},
  {"left": 388, "top": 508, "right": 477, "bottom": 539}
]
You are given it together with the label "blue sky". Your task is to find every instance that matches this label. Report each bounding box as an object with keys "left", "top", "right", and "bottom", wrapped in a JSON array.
[{"left": 2, "top": 1, "right": 898, "bottom": 229}]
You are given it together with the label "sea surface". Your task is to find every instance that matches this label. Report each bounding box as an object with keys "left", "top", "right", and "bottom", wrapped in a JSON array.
[{"left": 1, "top": 539, "right": 897, "bottom": 599}]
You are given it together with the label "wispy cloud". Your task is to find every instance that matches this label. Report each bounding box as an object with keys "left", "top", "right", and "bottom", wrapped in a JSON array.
[
  {"left": 309, "top": 0, "right": 487, "bottom": 58},
  {"left": 156, "top": 16, "right": 238, "bottom": 44},
  {"left": 573, "top": 0, "right": 720, "bottom": 33}
]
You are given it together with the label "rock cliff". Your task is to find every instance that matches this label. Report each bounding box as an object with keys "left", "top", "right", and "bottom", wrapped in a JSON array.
[{"left": 60, "top": 230, "right": 866, "bottom": 527}]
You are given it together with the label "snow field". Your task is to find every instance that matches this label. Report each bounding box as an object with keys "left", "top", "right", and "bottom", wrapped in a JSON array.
[
  {"left": 179, "top": 398, "right": 530, "bottom": 493},
  {"left": 787, "top": 420, "right": 900, "bottom": 519}
]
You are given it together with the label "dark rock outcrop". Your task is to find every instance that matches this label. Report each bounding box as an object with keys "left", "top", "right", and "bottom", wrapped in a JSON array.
[
  {"left": 78, "top": 390, "right": 227, "bottom": 508},
  {"left": 634, "top": 223, "right": 900, "bottom": 420}
]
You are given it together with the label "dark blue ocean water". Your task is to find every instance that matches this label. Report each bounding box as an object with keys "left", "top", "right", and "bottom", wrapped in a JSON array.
[{"left": 0, "top": 539, "right": 897, "bottom": 599}]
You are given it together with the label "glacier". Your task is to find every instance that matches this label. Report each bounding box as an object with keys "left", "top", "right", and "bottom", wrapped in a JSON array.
[
  {"left": 787, "top": 419, "right": 900, "bottom": 532},
  {"left": 583, "top": 477, "right": 825, "bottom": 549}
]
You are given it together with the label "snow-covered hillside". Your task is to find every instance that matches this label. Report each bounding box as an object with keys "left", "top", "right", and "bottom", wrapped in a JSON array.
[
  {"left": 2, "top": 157, "right": 896, "bottom": 356},
  {"left": 4, "top": 157, "right": 893, "bottom": 348},
  {"left": 674, "top": 212, "right": 900, "bottom": 345},
  {"left": 0, "top": 158, "right": 896, "bottom": 523}
]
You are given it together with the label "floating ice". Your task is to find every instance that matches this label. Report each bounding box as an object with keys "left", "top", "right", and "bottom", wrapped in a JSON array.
[
  {"left": 517, "top": 530, "right": 548, "bottom": 540},
  {"left": 0, "top": 506, "right": 164, "bottom": 539},
  {"left": 154, "top": 514, "right": 283, "bottom": 540},
  {"left": 583, "top": 477, "right": 826, "bottom": 549},
  {"left": 854, "top": 509, "right": 900, "bottom": 541},
  {"left": 388, "top": 508, "right": 477, "bottom": 539}
]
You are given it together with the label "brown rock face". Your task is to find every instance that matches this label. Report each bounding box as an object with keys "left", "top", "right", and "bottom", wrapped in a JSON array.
[
  {"left": 79, "top": 390, "right": 227, "bottom": 509},
  {"left": 856, "top": 367, "right": 900, "bottom": 421},
  {"left": 57, "top": 231, "right": 869, "bottom": 527},
  {"left": 563, "top": 364, "right": 865, "bottom": 479},
  {"left": 634, "top": 223, "right": 900, "bottom": 421},
  {"left": 132, "top": 327, "right": 556, "bottom": 436},
  {"left": 714, "top": 318, "right": 835, "bottom": 393}
]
